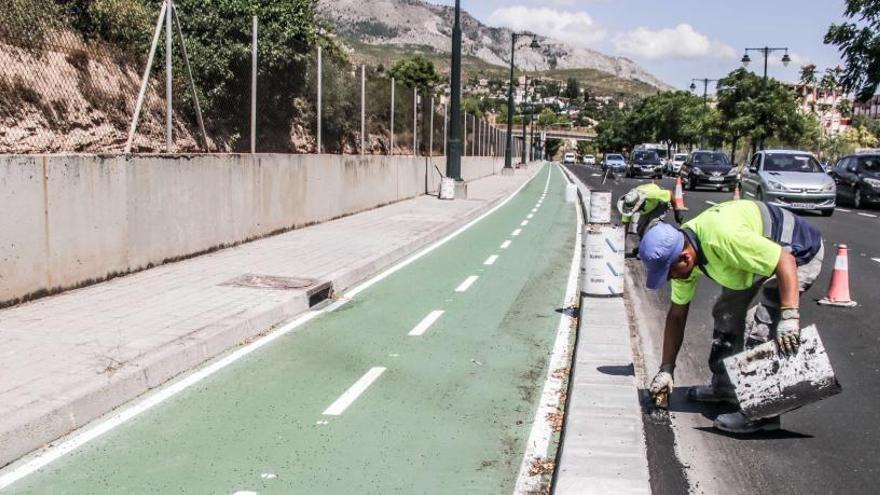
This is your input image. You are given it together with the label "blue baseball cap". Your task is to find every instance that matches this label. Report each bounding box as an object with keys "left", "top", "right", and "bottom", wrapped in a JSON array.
[{"left": 640, "top": 223, "right": 685, "bottom": 290}]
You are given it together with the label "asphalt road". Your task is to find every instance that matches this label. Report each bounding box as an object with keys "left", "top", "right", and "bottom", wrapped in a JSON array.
[
  {"left": 567, "top": 164, "right": 880, "bottom": 495},
  {"left": 2, "top": 166, "right": 577, "bottom": 494}
]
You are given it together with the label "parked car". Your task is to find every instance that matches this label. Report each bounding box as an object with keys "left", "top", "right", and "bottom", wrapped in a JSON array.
[
  {"left": 602, "top": 153, "right": 627, "bottom": 174},
  {"left": 830, "top": 153, "right": 880, "bottom": 209},
  {"left": 563, "top": 152, "right": 577, "bottom": 164},
  {"left": 668, "top": 153, "right": 688, "bottom": 175},
  {"left": 582, "top": 154, "right": 596, "bottom": 166},
  {"left": 627, "top": 150, "right": 664, "bottom": 179},
  {"left": 681, "top": 150, "right": 738, "bottom": 191},
  {"left": 741, "top": 150, "right": 836, "bottom": 216}
]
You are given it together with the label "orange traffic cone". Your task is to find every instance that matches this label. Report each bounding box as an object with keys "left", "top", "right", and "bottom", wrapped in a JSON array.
[
  {"left": 673, "top": 176, "right": 688, "bottom": 210},
  {"left": 817, "top": 244, "right": 858, "bottom": 307},
  {"left": 733, "top": 184, "right": 741, "bottom": 200}
]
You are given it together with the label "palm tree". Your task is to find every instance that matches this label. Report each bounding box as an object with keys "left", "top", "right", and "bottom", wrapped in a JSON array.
[{"left": 799, "top": 64, "right": 818, "bottom": 108}]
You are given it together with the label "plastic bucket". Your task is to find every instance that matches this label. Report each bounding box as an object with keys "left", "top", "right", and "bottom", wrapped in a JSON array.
[
  {"left": 439, "top": 177, "right": 455, "bottom": 200},
  {"left": 589, "top": 191, "right": 612, "bottom": 224},
  {"left": 582, "top": 224, "right": 625, "bottom": 297}
]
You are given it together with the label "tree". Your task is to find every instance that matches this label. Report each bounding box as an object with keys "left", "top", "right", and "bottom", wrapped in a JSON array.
[
  {"left": 563, "top": 77, "right": 581, "bottom": 101},
  {"left": 825, "top": 0, "right": 880, "bottom": 100},
  {"left": 389, "top": 55, "right": 442, "bottom": 93}
]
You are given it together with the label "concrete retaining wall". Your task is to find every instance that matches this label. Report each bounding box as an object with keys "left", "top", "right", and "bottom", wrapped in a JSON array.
[{"left": 0, "top": 154, "right": 504, "bottom": 305}]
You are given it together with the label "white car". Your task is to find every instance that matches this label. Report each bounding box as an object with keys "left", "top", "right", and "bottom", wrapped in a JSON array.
[
  {"left": 668, "top": 153, "right": 688, "bottom": 175},
  {"left": 563, "top": 152, "right": 576, "bottom": 164},
  {"left": 582, "top": 155, "right": 596, "bottom": 166}
]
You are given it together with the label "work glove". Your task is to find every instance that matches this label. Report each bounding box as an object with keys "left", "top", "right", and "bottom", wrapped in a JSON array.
[
  {"left": 776, "top": 308, "right": 801, "bottom": 355},
  {"left": 649, "top": 366, "right": 674, "bottom": 405}
]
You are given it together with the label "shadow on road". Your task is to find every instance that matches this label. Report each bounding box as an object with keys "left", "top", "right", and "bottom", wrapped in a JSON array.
[
  {"left": 597, "top": 364, "right": 634, "bottom": 376},
  {"left": 694, "top": 426, "right": 814, "bottom": 440}
]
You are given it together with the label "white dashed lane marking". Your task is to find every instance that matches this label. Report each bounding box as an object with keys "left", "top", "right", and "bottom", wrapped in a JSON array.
[
  {"left": 837, "top": 208, "right": 851, "bottom": 212},
  {"left": 408, "top": 310, "right": 445, "bottom": 337},
  {"left": 858, "top": 212, "right": 878, "bottom": 218},
  {"left": 484, "top": 255, "right": 499, "bottom": 266},
  {"left": 520, "top": 220, "right": 529, "bottom": 226},
  {"left": 455, "top": 276, "right": 479, "bottom": 292},
  {"left": 512, "top": 229, "right": 522, "bottom": 236},
  {"left": 322, "top": 367, "right": 387, "bottom": 416},
  {"left": 500, "top": 240, "right": 512, "bottom": 249}
]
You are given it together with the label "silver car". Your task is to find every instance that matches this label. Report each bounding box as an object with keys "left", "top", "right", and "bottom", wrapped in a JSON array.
[{"left": 741, "top": 150, "right": 836, "bottom": 216}]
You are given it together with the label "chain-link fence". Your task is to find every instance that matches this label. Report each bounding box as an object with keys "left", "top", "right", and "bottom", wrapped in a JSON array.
[{"left": 0, "top": 1, "right": 502, "bottom": 156}]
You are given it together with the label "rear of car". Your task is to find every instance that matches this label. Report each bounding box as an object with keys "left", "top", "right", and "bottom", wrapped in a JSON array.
[
  {"left": 628, "top": 150, "right": 664, "bottom": 179},
  {"left": 830, "top": 154, "right": 880, "bottom": 209},
  {"left": 682, "top": 151, "right": 737, "bottom": 191},
  {"left": 603, "top": 153, "right": 627, "bottom": 173},
  {"left": 563, "top": 152, "right": 576, "bottom": 164},
  {"left": 583, "top": 155, "right": 596, "bottom": 166},
  {"left": 668, "top": 153, "right": 688, "bottom": 175},
  {"left": 742, "top": 151, "right": 836, "bottom": 216}
]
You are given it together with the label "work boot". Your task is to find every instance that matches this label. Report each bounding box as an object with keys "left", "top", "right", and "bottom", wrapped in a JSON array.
[
  {"left": 687, "top": 384, "right": 737, "bottom": 404},
  {"left": 714, "top": 412, "right": 781, "bottom": 434}
]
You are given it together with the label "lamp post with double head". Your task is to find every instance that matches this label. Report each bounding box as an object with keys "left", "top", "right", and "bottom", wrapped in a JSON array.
[
  {"left": 741, "top": 46, "right": 791, "bottom": 149},
  {"left": 505, "top": 33, "right": 540, "bottom": 170}
]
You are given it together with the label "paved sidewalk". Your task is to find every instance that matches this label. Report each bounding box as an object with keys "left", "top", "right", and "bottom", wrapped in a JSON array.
[{"left": 0, "top": 165, "right": 539, "bottom": 468}]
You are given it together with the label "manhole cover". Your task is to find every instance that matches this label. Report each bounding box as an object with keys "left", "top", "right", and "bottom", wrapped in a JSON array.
[{"left": 223, "top": 274, "right": 323, "bottom": 291}]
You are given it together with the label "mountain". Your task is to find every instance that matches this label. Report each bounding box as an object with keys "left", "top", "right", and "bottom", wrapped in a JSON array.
[{"left": 316, "top": 0, "right": 671, "bottom": 90}]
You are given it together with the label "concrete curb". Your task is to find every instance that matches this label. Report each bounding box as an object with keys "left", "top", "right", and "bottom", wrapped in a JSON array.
[
  {"left": 0, "top": 166, "right": 542, "bottom": 469},
  {"left": 554, "top": 167, "right": 650, "bottom": 494}
]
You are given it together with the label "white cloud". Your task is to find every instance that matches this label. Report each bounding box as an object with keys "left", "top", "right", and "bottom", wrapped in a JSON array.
[
  {"left": 487, "top": 6, "right": 607, "bottom": 48},
  {"left": 613, "top": 24, "right": 736, "bottom": 60}
]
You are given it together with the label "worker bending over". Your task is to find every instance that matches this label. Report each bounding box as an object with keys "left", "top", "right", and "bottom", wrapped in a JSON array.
[
  {"left": 617, "top": 183, "right": 685, "bottom": 240},
  {"left": 640, "top": 200, "right": 824, "bottom": 434}
]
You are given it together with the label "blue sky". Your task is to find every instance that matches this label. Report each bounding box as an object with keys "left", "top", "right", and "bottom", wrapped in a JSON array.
[{"left": 429, "top": 1, "right": 849, "bottom": 91}]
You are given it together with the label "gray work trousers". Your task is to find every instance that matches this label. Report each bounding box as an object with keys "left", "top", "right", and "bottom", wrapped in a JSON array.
[{"left": 708, "top": 243, "right": 825, "bottom": 389}]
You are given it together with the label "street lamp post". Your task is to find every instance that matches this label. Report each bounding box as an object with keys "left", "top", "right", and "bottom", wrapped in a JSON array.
[
  {"left": 446, "top": 0, "right": 463, "bottom": 181},
  {"left": 505, "top": 32, "right": 540, "bottom": 170},
  {"left": 690, "top": 78, "right": 719, "bottom": 149},
  {"left": 741, "top": 46, "right": 791, "bottom": 80},
  {"left": 741, "top": 46, "right": 791, "bottom": 149}
]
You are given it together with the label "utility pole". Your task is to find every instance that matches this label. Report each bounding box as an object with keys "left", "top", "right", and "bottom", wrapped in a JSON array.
[{"left": 446, "top": 0, "right": 463, "bottom": 180}]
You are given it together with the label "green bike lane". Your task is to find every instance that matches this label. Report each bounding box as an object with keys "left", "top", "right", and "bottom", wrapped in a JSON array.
[{"left": 5, "top": 165, "right": 576, "bottom": 494}]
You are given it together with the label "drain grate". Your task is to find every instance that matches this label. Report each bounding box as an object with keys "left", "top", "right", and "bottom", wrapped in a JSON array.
[{"left": 222, "top": 274, "right": 333, "bottom": 308}]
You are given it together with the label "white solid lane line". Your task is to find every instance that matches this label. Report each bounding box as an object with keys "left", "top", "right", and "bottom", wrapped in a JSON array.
[
  {"left": 512, "top": 229, "right": 522, "bottom": 236},
  {"left": 408, "top": 310, "right": 445, "bottom": 337},
  {"left": 322, "top": 367, "right": 386, "bottom": 416},
  {"left": 484, "top": 255, "right": 499, "bottom": 266},
  {"left": 455, "top": 275, "right": 479, "bottom": 292},
  {"left": 521, "top": 220, "right": 529, "bottom": 226},
  {"left": 858, "top": 212, "right": 878, "bottom": 218},
  {"left": 837, "top": 208, "right": 851, "bottom": 212},
  {"left": 500, "top": 240, "right": 512, "bottom": 249}
]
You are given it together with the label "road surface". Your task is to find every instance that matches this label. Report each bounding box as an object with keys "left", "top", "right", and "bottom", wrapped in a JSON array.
[
  {"left": 2, "top": 165, "right": 578, "bottom": 494},
  {"left": 567, "top": 164, "right": 880, "bottom": 495}
]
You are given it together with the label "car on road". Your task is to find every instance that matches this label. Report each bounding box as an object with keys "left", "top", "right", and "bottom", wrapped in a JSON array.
[
  {"left": 668, "top": 153, "right": 688, "bottom": 176},
  {"left": 582, "top": 154, "right": 596, "bottom": 166},
  {"left": 829, "top": 153, "right": 880, "bottom": 209},
  {"left": 741, "top": 150, "right": 836, "bottom": 216},
  {"left": 681, "top": 150, "right": 737, "bottom": 191},
  {"left": 563, "top": 152, "right": 577, "bottom": 164},
  {"left": 602, "top": 153, "right": 627, "bottom": 174},
  {"left": 627, "top": 150, "right": 664, "bottom": 179}
]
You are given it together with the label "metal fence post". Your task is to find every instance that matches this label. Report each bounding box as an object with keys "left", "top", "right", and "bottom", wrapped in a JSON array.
[
  {"left": 413, "top": 87, "right": 418, "bottom": 156},
  {"left": 443, "top": 104, "right": 448, "bottom": 156},
  {"left": 361, "top": 64, "right": 366, "bottom": 155},
  {"left": 251, "top": 16, "right": 257, "bottom": 154},
  {"left": 126, "top": 0, "right": 168, "bottom": 154},
  {"left": 476, "top": 118, "right": 481, "bottom": 156},
  {"left": 429, "top": 97, "right": 434, "bottom": 157},
  {"left": 165, "top": 0, "right": 173, "bottom": 152},
  {"left": 390, "top": 78, "right": 395, "bottom": 156},
  {"left": 463, "top": 113, "right": 468, "bottom": 156},
  {"left": 317, "top": 46, "right": 322, "bottom": 154}
]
